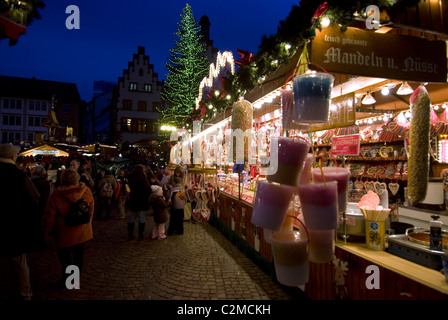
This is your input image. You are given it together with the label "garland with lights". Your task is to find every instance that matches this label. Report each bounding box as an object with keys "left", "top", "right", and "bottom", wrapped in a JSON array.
[
  {"left": 0, "top": 0, "right": 44, "bottom": 25},
  {"left": 183, "top": 0, "right": 409, "bottom": 130}
]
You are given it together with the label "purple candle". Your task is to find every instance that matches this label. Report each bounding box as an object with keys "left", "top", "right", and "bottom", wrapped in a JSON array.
[
  {"left": 251, "top": 181, "right": 295, "bottom": 231},
  {"left": 297, "top": 181, "right": 338, "bottom": 230},
  {"left": 267, "top": 136, "right": 310, "bottom": 186},
  {"left": 312, "top": 167, "right": 350, "bottom": 212},
  {"left": 281, "top": 88, "right": 295, "bottom": 130}
]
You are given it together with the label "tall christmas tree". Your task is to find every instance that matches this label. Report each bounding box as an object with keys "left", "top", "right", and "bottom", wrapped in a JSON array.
[{"left": 160, "top": 3, "right": 209, "bottom": 128}]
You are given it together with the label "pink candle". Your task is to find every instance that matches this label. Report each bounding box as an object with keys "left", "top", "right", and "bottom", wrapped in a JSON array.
[
  {"left": 270, "top": 231, "right": 309, "bottom": 286},
  {"left": 312, "top": 167, "right": 350, "bottom": 212},
  {"left": 251, "top": 181, "right": 295, "bottom": 231},
  {"left": 267, "top": 136, "right": 310, "bottom": 186},
  {"left": 297, "top": 181, "right": 338, "bottom": 230}
]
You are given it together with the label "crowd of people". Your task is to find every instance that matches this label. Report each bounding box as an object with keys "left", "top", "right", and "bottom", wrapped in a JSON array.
[{"left": 0, "top": 143, "right": 187, "bottom": 300}]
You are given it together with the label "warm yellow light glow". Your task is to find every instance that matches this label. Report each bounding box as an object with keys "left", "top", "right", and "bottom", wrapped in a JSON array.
[
  {"left": 321, "top": 17, "right": 330, "bottom": 28},
  {"left": 196, "top": 51, "right": 235, "bottom": 107}
]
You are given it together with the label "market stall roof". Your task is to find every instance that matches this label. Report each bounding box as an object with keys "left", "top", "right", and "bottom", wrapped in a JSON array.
[
  {"left": 19, "top": 144, "right": 70, "bottom": 157},
  {"left": 0, "top": 75, "right": 81, "bottom": 103}
]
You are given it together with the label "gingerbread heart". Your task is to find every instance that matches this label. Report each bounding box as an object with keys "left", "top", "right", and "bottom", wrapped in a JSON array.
[
  {"left": 364, "top": 181, "right": 375, "bottom": 192},
  {"left": 374, "top": 181, "right": 387, "bottom": 195},
  {"left": 354, "top": 181, "right": 364, "bottom": 191},
  {"left": 388, "top": 182, "right": 400, "bottom": 195}
]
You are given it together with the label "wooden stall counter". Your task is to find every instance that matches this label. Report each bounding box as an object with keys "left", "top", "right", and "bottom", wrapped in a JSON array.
[{"left": 306, "top": 241, "right": 448, "bottom": 300}]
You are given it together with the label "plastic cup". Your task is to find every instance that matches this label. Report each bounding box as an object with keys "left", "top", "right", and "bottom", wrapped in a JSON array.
[
  {"left": 251, "top": 181, "right": 295, "bottom": 231},
  {"left": 267, "top": 136, "right": 310, "bottom": 186},
  {"left": 293, "top": 72, "right": 334, "bottom": 123},
  {"left": 365, "top": 220, "right": 386, "bottom": 250},
  {"left": 271, "top": 231, "right": 309, "bottom": 286},
  {"left": 312, "top": 167, "right": 351, "bottom": 213}
]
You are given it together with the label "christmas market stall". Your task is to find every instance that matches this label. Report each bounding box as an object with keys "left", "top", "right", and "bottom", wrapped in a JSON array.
[{"left": 170, "top": 2, "right": 448, "bottom": 300}]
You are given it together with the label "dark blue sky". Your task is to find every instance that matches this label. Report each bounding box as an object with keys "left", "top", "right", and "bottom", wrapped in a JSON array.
[{"left": 0, "top": 0, "right": 299, "bottom": 102}]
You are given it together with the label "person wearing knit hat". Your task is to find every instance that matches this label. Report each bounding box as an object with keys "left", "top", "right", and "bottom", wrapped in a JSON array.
[
  {"left": 0, "top": 143, "right": 40, "bottom": 300},
  {"left": 149, "top": 185, "right": 168, "bottom": 240},
  {"left": 0, "top": 143, "right": 20, "bottom": 159}
]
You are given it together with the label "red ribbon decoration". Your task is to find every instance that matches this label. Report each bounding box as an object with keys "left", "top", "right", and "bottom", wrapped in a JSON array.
[
  {"left": 312, "top": 2, "right": 329, "bottom": 19},
  {"left": 235, "top": 49, "right": 254, "bottom": 67},
  {"left": 199, "top": 100, "right": 207, "bottom": 117}
]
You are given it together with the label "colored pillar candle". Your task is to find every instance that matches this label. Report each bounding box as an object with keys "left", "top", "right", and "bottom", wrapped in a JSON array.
[
  {"left": 293, "top": 72, "right": 334, "bottom": 123},
  {"left": 251, "top": 181, "right": 295, "bottom": 231},
  {"left": 297, "top": 181, "right": 338, "bottom": 230},
  {"left": 270, "top": 231, "right": 309, "bottom": 286},
  {"left": 281, "top": 88, "right": 295, "bottom": 130},
  {"left": 312, "top": 167, "right": 350, "bottom": 213},
  {"left": 308, "top": 229, "right": 335, "bottom": 263},
  {"left": 267, "top": 136, "right": 310, "bottom": 186}
]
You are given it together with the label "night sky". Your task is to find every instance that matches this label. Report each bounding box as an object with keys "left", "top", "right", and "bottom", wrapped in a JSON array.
[{"left": 0, "top": 0, "right": 299, "bottom": 102}]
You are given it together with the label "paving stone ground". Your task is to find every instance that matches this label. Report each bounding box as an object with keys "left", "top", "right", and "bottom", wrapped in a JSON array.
[{"left": 1, "top": 210, "right": 299, "bottom": 301}]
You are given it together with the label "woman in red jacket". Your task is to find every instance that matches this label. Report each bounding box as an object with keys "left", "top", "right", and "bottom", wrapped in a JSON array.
[{"left": 42, "top": 168, "right": 94, "bottom": 287}]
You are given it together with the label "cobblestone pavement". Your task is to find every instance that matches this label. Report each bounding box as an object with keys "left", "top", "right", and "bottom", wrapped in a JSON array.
[{"left": 1, "top": 211, "right": 299, "bottom": 301}]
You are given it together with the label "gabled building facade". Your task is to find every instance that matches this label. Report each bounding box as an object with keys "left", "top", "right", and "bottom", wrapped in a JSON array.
[{"left": 114, "top": 46, "right": 164, "bottom": 154}]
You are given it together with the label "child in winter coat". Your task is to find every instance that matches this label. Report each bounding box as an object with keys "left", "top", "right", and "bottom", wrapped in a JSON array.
[{"left": 150, "top": 185, "right": 168, "bottom": 240}]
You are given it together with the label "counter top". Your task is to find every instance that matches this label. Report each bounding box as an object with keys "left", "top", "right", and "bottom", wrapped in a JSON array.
[{"left": 336, "top": 241, "right": 448, "bottom": 295}]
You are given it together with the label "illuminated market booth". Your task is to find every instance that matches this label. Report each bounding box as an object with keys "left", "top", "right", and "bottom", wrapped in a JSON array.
[{"left": 170, "top": 3, "right": 448, "bottom": 299}]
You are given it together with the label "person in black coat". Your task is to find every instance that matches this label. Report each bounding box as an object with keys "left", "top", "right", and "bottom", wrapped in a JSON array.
[
  {"left": 29, "top": 165, "right": 51, "bottom": 252},
  {"left": 0, "top": 144, "right": 40, "bottom": 300},
  {"left": 127, "top": 164, "right": 151, "bottom": 241}
]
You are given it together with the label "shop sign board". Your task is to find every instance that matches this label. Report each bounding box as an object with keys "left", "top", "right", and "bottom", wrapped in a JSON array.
[
  {"left": 311, "top": 26, "right": 447, "bottom": 83},
  {"left": 305, "top": 92, "right": 356, "bottom": 132},
  {"left": 331, "top": 134, "right": 360, "bottom": 156}
]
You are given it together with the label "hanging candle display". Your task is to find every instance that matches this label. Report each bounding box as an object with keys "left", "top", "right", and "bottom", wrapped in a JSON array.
[
  {"left": 266, "top": 136, "right": 310, "bottom": 186},
  {"left": 293, "top": 72, "right": 334, "bottom": 123},
  {"left": 281, "top": 88, "right": 295, "bottom": 130}
]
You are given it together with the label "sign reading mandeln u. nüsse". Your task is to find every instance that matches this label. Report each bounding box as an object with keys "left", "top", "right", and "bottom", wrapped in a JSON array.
[{"left": 311, "top": 26, "right": 447, "bottom": 83}]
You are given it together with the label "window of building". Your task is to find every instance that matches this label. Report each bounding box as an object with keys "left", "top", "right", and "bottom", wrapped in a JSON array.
[
  {"left": 139, "top": 68, "right": 144, "bottom": 76},
  {"left": 129, "top": 82, "right": 138, "bottom": 91},
  {"left": 137, "top": 101, "right": 147, "bottom": 111},
  {"left": 1, "top": 131, "right": 21, "bottom": 143},
  {"left": 27, "top": 133, "right": 34, "bottom": 142},
  {"left": 148, "top": 119, "right": 158, "bottom": 134},
  {"left": 3, "top": 115, "right": 21, "bottom": 126},
  {"left": 28, "top": 116, "right": 44, "bottom": 127},
  {"left": 122, "top": 99, "right": 132, "bottom": 110},
  {"left": 3, "top": 98, "right": 22, "bottom": 109},
  {"left": 137, "top": 119, "right": 147, "bottom": 133},
  {"left": 144, "top": 84, "right": 152, "bottom": 92},
  {"left": 62, "top": 104, "right": 70, "bottom": 113},
  {"left": 121, "top": 118, "right": 131, "bottom": 131}
]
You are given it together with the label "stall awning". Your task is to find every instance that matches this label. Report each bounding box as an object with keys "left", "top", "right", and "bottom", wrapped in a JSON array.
[{"left": 19, "top": 144, "right": 69, "bottom": 157}]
